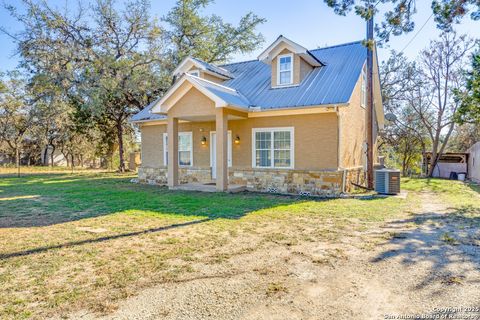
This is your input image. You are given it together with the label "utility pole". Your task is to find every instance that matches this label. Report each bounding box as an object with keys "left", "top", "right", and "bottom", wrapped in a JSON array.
[{"left": 366, "top": 9, "right": 374, "bottom": 189}]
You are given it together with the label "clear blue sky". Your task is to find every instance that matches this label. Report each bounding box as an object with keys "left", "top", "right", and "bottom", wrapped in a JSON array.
[{"left": 0, "top": 0, "right": 479, "bottom": 71}]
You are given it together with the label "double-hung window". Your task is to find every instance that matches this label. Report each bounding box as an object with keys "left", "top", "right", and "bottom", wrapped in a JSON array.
[
  {"left": 361, "top": 65, "right": 367, "bottom": 108},
  {"left": 163, "top": 132, "right": 193, "bottom": 166},
  {"left": 252, "top": 128, "right": 294, "bottom": 169},
  {"left": 277, "top": 54, "right": 293, "bottom": 86}
]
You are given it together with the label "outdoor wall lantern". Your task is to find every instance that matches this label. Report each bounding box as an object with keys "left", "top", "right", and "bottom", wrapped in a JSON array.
[
  {"left": 201, "top": 136, "right": 207, "bottom": 145},
  {"left": 234, "top": 135, "right": 241, "bottom": 144}
]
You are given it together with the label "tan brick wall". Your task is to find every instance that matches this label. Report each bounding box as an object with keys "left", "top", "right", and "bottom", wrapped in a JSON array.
[
  {"left": 229, "top": 113, "right": 338, "bottom": 170},
  {"left": 140, "top": 125, "right": 164, "bottom": 168},
  {"left": 140, "top": 121, "right": 216, "bottom": 168},
  {"left": 167, "top": 86, "right": 216, "bottom": 118},
  {"left": 339, "top": 75, "right": 366, "bottom": 169},
  {"left": 140, "top": 112, "right": 338, "bottom": 172}
]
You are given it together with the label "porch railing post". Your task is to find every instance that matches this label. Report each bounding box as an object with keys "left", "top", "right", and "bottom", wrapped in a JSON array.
[
  {"left": 167, "top": 116, "right": 179, "bottom": 187},
  {"left": 215, "top": 108, "right": 228, "bottom": 191}
]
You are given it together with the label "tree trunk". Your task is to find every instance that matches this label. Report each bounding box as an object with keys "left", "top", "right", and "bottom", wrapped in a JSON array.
[
  {"left": 50, "top": 144, "right": 56, "bottom": 167},
  {"left": 117, "top": 120, "right": 125, "bottom": 173},
  {"left": 65, "top": 153, "right": 70, "bottom": 168},
  {"left": 15, "top": 145, "right": 20, "bottom": 177},
  {"left": 429, "top": 123, "right": 455, "bottom": 178},
  {"left": 401, "top": 154, "right": 407, "bottom": 177},
  {"left": 43, "top": 146, "right": 49, "bottom": 166},
  {"left": 427, "top": 123, "right": 455, "bottom": 178}
]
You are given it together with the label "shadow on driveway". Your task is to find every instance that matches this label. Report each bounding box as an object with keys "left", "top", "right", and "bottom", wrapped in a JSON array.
[{"left": 371, "top": 203, "right": 480, "bottom": 289}]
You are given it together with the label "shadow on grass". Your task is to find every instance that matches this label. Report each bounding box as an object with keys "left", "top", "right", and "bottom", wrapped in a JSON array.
[
  {"left": 0, "top": 173, "right": 315, "bottom": 260},
  {"left": 0, "top": 173, "right": 301, "bottom": 228},
  {"left": 467, "top": 182, "right": 480, "bottom": 195},
  {"left": 371, "top": 204, "right": 480, "bottom": 289},
  {"left": 0, "top": 218, "right": 210, "bottom": 260}
]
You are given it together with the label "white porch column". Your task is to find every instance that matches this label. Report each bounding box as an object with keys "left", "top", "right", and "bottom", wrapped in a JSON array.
[
  {"left": 167, "top": 116, "right": 179, "bottom": 187},
  {"left": 215, "top": 108, "right": 228, "bottom": 191}
]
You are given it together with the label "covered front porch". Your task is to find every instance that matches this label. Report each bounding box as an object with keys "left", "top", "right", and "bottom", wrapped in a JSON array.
[
  {"left": 148, "top": 73, "right": 251, "bottom": 192},
  {"left": 166, "top": 107, "right": 248, "bottom": 192}
]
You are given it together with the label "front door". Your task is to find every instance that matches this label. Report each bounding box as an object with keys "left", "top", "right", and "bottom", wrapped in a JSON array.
[{"left": 210, "top": 131, "right": 232, "bottom": 179}]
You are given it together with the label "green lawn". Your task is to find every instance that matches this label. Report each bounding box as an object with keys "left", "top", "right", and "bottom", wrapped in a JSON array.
[
  {"left": 1, "top": 172, "right": 468, "bottom": 319},
  {"left": 402, "top": 177, "right": 480, "bottom": 209}
]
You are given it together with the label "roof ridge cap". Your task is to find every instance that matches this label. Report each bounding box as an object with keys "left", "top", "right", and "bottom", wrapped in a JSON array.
[
  {"left": 309, "top": 40, "right": 364, "bottom": 52},
  {"left": 219, "top": 59, "right": 259, "bottom": 67}
]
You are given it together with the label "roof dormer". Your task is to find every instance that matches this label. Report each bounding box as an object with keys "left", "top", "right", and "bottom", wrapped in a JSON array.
[
  {"left": 172, "top": 57, "right": 233, "bottom": 84},
  {"left": 258, "top": 35, "right": 324, "bottom": 88}
]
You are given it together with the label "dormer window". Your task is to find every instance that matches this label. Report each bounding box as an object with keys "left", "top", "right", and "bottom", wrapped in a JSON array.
[{"left": 277, "top": 54, "right": 293, "bottom": 85}]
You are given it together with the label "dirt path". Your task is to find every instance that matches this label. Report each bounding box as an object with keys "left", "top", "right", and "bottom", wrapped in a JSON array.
[{"left": 74, "top": 192, "right": 480, "bottom": 320}]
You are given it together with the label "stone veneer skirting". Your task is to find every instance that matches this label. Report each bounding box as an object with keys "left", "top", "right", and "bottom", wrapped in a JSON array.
[
  {"left": 228, "top": 168, "right": 343, "bottom": 196},
  {"left": 343, "top": 167, "right": 366, "bottom": 192},
  {"left": 138, "top": 166, "right": 367, "bottom": 196},
  {"left": 138, "top": 166, "right": 213, "bottom": 185}
]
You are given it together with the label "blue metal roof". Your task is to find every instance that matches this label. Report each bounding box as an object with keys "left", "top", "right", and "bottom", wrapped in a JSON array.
[
  {"left": 132, "top": 40, "right": 367, "bottom": 122},
  {"left": 191, "top": 57, "right": 234, "bottom": 79},
  {"left": 189, "top": 76, "right": 250, "bottom": 109},
  {"left": 131, "top": 98, "right": 166, "bottom": 122},
  {"left": 221, "top": 41, "right": 366, "bottom": 109}
]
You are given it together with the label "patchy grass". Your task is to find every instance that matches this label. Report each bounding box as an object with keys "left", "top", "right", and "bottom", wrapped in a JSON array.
[
  {"left": 0, "top": 165, "right": 105, "bottom": 176},
  {"left": 402, "top": 178, "right": 480, "bottom": 209},
  {"left": 0, "top": 172, "right": 416, "bottom": 319}
]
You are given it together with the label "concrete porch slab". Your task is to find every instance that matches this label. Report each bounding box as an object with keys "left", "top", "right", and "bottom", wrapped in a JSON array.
[{"left": 169, "top": 183, "right": 246, "bottom": 193}]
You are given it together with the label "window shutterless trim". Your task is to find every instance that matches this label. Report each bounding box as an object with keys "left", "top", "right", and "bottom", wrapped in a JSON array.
[
  {"left": 251, "top": 127, "right": 295, "bottom": 169},
  {"left": 163, "top": 132, "right": 193, "bottom": 167},
  {"left": 276, "top": 53, "right": 294, "bottom": 86}
]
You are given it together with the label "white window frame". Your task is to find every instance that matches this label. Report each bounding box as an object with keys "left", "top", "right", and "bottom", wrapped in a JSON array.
[
  {"left": 251, "top": 127, "right": 294, "bottom": 169},
  {"left": 277, "top": 53, "right": 294, "bottom": 86},
  {"left": 361, "top": 64, "right": 367, "bottom": 108},
  {"left": 163, "top": 132, "right": 193, "bottom": 167}
]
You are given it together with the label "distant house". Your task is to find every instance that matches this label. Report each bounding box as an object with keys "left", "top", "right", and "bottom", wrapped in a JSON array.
[
  {"left": 131, "top": 36, "right": 384, "bottom": 195},
  {"left": 468, "top": 142, "right": 480, "bottom": 183}
]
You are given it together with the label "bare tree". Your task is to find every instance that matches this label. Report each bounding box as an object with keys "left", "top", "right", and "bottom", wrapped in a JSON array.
[
  {"left": 380, "top": 51, "right": 429, "bottom": 175},
  {"left": 412, "top": 32, "right": 477, "bottom": 176}
]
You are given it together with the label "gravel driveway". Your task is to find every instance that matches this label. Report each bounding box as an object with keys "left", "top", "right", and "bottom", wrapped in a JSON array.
[{"left": 74, "top": 192, "right": 480, "bottom": 320}]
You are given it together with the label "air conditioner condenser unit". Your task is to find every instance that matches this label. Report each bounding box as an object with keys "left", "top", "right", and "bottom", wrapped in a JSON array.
[{"left": 375, "top": 169, "right": 401, "bottom": 195}]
